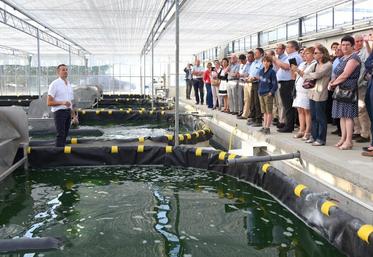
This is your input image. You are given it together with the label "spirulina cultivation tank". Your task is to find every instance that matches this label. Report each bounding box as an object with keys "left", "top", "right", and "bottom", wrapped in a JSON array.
[
  {"left": 2, "top": 143, "right": 373, "bottom": 257},
  {"left": 0, "top": 165, "right": 348, "bottom": 257}
]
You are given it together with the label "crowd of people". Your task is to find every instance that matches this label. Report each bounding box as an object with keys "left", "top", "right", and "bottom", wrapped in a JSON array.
[{"left": 184, "top": 34, "right": 373, "bottom": 156}]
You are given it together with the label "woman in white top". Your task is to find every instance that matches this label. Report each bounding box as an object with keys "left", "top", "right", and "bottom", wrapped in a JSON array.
[
  {"left": 291, "top": 47, "right": 316, "bottom": 140},
  {"left": 218, "top": 58, "right": 230, "bottom": 112}
]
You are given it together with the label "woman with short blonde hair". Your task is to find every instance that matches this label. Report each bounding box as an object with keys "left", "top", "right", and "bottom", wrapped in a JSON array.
[
  {"left": 211, "top": 60, "right": 221, "bottom": 110},
  {"left": 291, "top": 47, "right": 315, "bottom": 141},
  {"left": 218, "top": 58, "right": 230, "bottom": 112},
  {"left": 303, "top": 44, "right": 332, "bottom": 146}
]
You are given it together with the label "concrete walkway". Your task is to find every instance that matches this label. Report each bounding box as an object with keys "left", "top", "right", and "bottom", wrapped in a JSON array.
[{"left": 180, "top": 98, "right": 373, "bottom": 223}]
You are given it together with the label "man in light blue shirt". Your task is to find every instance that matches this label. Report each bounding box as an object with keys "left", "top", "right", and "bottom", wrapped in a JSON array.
[
  {"left": 247, "top": 48, "right": 264, "bottom": 126},
  {"left": 237, "top": 54, "right": 251, "bottom": 117},
  {"left": 273, "top": 40, "right": 303, "bottom": 132},
  {"left": 273, "top": 43, "right": 287, "bottom": 128},
  {"left": 332, "top": 48, "right": 341, "bottom": 80}
]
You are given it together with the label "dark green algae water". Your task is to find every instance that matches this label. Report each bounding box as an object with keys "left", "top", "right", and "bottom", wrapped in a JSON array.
[{"left": 0, "top": 166, "right": 347, "bottom": 257}]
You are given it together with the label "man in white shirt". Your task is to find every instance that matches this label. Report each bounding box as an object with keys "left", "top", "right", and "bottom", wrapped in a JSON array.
[
  {"left": 273, "top": 40, "right": 303, "bottom": 132},
  {"left": 47, "top": 64, "right": 76, "bottom": 147}
]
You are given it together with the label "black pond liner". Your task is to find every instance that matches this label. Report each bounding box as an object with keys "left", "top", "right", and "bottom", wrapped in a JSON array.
[
  {"left": 102, "top": 94, "right": 150, "bottom": 99},
  {"left": 76, "top": 108, "right": 174, "bottom": 125},
  {"left": 97, "top": 98, "right": 170, "bottom": 108},
  {"left": 23, "top": 145, "right": 373, "bottom": 257},
  {"left": 0, "top": 99, "right": 32, "bottom": 106},
  {"left": 0, "top": 95, "right": 39, "bottom": 100}
]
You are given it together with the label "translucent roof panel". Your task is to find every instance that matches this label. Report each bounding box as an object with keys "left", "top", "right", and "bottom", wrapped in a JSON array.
[
  {"left": 155, "top": 0, "right": 341, "bottom": 56},
  {"left": 7, "top": 0, "right": 164, "bottom": 55},
  {"left": 0, "top": 23, "right": 70, "bottom": 55},
  {"left": 5, "top": 0, "right": 344, "bottom": 57}
]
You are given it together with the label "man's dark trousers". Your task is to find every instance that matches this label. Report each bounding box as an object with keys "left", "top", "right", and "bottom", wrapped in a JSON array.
[
  {"left": 54, "top": 109, "right": 71, "bottom": 147},
  {"left": 193, "top": 78, "right": 204, "bottom": 104},
  {"left": 250, "top": 82, "right": 262, "bottom": 123},
  {"left": 186, "top": 79, "right": 193, "bottom": 99},
  {"left": 279, "top": 80, "right": 296, "bottom": 131}
]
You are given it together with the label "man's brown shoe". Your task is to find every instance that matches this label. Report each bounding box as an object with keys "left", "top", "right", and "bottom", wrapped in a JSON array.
[
  {"left": 356, "top": 136, "right": 370, "bottom": 143},
  {"left": 362, "top": 151, "right": 373, "bottom": 157}
]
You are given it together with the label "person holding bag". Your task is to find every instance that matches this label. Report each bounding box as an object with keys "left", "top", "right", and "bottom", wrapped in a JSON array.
[
  {"left": 291, "top": 47, "right": 315, "bottom": 141},
  {"left": 303, "top": 44, "right": 332, "bottom": 146},
  {"left": 329, "top": 36, "right": 361, "bottom": 150}
]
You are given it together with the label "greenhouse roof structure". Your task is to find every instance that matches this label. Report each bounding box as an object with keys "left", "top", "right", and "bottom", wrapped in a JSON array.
[{"left": 1, "top": 0, "right": 345, "bottom": 57}]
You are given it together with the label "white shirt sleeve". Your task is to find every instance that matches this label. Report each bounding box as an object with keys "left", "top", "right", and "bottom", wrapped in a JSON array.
[
  {"left": 70, "top": 84, "right": 74, "bottom": 101},
  {"left": 48, "top": 82, "right": 56, "bottom": 97}
]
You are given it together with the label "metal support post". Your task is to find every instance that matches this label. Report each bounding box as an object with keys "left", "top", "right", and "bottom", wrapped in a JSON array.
[
  {"left": 151, "top": 32, "right": 155, "bottom": 109},
  {"left": 140, "top": 55, "right": 143, "bottom": 95},
  {"left": 112, "top": 64, "right": 115, "bottom": 95},
  {"left": 69, "top": 45, "right": 72, "bottom": 67},
  {"left": 129, "top": 66, "right": 132, "bottom": 94},
  {"left": 37, "top": 28, "right": 41, "bottom": 99},
  {"left": 174, "top": 0, "right": 180, "bottom": 146},
  {"left": 84, "top": 57, "right": 88, "bottom": 86},
  {"left": 144, "top": 54, "right": 146, "bottom": 96}
]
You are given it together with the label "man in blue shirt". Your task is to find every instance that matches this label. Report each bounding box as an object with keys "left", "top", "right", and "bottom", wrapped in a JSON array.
[
  {"left": 273, "top": 40, "right": 303, "bottom": 132},
  {"left": 247, "top": 48, "right": 264, "bottom": 127}
]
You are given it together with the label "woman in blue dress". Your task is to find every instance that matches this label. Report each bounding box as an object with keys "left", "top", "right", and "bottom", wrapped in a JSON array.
[{"left": 329, "top": 36, "right": 361, "bottom": 150}]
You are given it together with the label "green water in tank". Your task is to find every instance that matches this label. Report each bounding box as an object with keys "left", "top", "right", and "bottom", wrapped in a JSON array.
[
  {"left": 0, "top": 166, "right": 346, "bottom": 257},
  {"left": 31, "top": 120, "right": 189, "bottom": 141}
]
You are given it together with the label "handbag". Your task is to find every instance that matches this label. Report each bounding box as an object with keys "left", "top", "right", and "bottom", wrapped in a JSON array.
[
  {"left": 302, "top": 64, "right": 317, "bottom": 89},
  {"left": 211, "top": 78, "right": 221, "bottom": 87},
  {"left": 212, "top": 69, "right": 224, "bottom": 87},
  {"left": 332, "top": 86, "right": 358, "bottom": 103}
]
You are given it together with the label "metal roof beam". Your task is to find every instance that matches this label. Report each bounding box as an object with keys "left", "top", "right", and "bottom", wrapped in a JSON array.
[
  {"left": 0, "top": 3, "right": 90, "bottom": 57},
  {"left": 141, "top": 0, "right": 188, "bottom": 56},
  {"left": 0, "top": 45, "right": 32, "bottom": 58}
]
